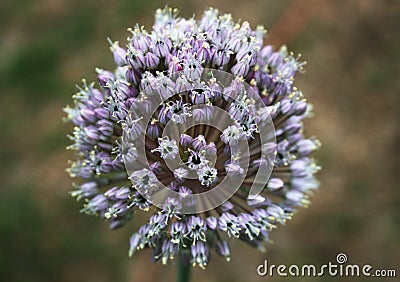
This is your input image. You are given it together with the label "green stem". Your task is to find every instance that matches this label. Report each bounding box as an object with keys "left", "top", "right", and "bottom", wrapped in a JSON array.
[{"left": 177, "top": 255, "right": 191, "bottom": 282}]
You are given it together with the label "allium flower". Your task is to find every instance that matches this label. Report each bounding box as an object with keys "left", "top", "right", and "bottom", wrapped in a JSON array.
[{"left": 65, "top": 7, "right": 321, "bottom": 269}]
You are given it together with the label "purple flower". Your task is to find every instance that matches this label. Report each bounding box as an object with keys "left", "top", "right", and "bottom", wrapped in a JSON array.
[{"left": 65, "top": 6, "right": 320, "bottom": 268}]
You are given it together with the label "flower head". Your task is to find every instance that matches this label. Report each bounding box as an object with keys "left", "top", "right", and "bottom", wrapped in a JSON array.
[{"left": 65, "top": 6, "right": 320, "bottom": 268}]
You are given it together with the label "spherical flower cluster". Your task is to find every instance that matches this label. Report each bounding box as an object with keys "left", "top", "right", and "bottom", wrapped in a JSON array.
[{"left": 65, "top": 7, "right": 320, "bottom": 268}]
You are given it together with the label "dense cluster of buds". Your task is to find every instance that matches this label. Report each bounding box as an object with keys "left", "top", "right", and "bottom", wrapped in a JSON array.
[{"left": 65, "top": 7, "right": 320, "bottom": 268}]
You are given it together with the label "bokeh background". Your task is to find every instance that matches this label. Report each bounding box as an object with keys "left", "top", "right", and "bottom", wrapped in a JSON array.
[{"left": 1, "top": 0, "right": 399, "bottom": 281}]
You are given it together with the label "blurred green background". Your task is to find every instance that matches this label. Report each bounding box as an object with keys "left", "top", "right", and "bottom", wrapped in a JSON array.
[{"left": 0, "top": 0, "right": 399, "bottom": 281}]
